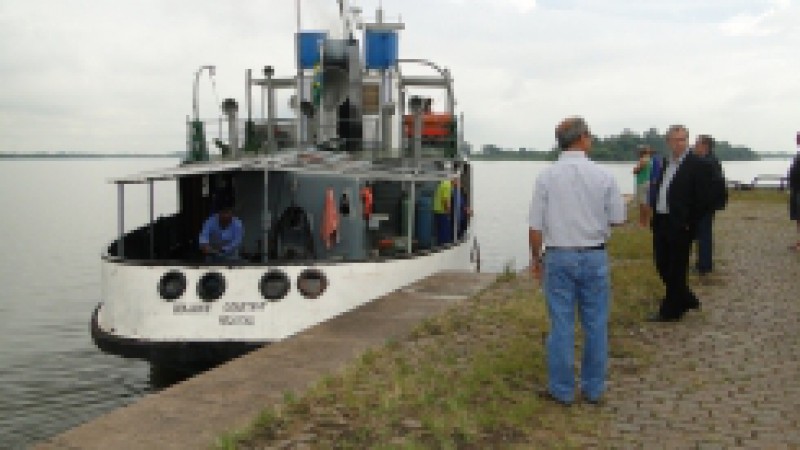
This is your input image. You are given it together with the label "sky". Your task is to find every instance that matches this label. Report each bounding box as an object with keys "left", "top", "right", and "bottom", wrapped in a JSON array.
[{"left": 1, "top": 0, "right": 798, "bottom": 153}]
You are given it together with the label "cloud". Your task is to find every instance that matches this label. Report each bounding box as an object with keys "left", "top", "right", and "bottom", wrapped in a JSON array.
[
  {"left": 446, "top": 0, "right": 536, "bottom": 14},
  {"left": 1, "top": 0, "right": 799, "bottom": 154},
  {"left": 719, "top": 0, "right": 790, "bottom": 36}
]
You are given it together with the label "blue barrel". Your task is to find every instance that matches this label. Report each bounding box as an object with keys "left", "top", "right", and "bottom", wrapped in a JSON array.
[
  {"left": 365, "top": 30, "right": 398, "bottom": 70},
  {"left": 415, "top": 195, "right": 433, "bottom": 249},
  {"left": 297, "top": 32, "right": 327, "bottom": 69}
]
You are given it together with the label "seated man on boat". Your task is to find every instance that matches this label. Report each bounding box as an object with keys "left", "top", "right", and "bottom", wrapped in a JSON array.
[{"left": 199, "top": 198, "right": 244, "bottom": 262}]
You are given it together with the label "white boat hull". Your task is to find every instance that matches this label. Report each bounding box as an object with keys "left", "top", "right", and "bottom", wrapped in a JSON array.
[{"left": 93, "top": 240, "right": 475, "bottom": 365}]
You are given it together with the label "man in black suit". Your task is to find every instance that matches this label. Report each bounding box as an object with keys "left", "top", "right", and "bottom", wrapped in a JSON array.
[{"left": 649, "top": 125, "right": 714, "bottom": 322}]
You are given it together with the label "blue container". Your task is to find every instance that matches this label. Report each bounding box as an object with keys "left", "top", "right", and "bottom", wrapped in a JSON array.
[
  {"left": 415, "top": 195, "right": 433, "bottom": 249},
  {"left": 365, "top": 30, "right": 398, "bottom": 70},
  {"left": 297, "top": 32, "right": 327, "bottom": 69}
]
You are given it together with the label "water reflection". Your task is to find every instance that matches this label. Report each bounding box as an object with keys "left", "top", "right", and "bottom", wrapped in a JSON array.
[{"left": 148, "top": 364, "right": 210, "bottom": 390}]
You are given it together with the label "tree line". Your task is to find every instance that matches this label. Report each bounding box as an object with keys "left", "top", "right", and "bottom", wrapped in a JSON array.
[{"left": 473, "top": 128, "right": 760, "bottom": 162}]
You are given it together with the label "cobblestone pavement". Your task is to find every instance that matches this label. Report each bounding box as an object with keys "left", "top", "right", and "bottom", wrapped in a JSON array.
[{"left": 603, "top": 200, "right": 800, "bottom": 449}]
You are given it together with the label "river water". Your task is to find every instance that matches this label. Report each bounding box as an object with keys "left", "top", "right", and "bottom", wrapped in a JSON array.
[{"left": 0, "top": 157, "right": 793, "bottom": 448}]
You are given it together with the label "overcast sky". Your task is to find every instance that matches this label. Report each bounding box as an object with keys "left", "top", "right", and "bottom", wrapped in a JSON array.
[{"left": 1, "top": 0, "right": 798, "bottom": 153}]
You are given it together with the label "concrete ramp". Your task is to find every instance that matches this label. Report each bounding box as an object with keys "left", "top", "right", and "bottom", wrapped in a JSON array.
[{"left": 36, "top": 271, "right": 495, "bottom": 450}]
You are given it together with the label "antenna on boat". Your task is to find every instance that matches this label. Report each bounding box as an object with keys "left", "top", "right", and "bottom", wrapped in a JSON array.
[{"left": 296, "top": 0, "right": 301, "bottom": 33}]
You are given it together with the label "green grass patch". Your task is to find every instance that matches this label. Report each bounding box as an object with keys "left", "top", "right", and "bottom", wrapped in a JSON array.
[
  {"left": 218, "top": 217, "right": 664, "bottom": 448},
  {"left": 729, "top": 189, "right": 789, "bottom": 204}
]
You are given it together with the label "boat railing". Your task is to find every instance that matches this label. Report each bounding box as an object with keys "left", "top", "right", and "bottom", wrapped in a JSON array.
[
  {"left": 186, "top": 115, "right": 459, "bottom": 162},
  {"left": 105, "top": 212, "right": 473, "bottom": 266}
]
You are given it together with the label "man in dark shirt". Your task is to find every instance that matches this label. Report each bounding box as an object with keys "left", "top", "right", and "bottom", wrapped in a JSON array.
[
  {"left": 649, "top": 125, "right": 714, "bottom": 322},
  {"left": 789, "top": 152, "right": 800, "bottom": 251},
  {"left": 692, "top": 135, "right": 726, "bottom": 275}
]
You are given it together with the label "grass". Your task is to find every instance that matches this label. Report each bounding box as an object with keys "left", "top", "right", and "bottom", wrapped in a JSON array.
[
  {"left": 728, "top": 188, "right": 790, "bottom": 204},
  {"left": 216, "top": 210, "right": 665, "bottom": 449}
]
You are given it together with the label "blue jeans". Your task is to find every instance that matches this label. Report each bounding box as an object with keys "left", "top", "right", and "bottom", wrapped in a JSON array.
[{"left": 543, "top": 249, "right": 610, "bottom": 403}]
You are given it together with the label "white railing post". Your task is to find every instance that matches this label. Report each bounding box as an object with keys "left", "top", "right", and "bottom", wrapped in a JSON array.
[{"left": 117, "top": 183, "right": 125, "bottom": 258}]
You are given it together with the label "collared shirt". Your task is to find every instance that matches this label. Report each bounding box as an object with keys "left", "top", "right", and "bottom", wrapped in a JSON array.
[
  {"left": 656, "top": 150, "right": 688, "bottom": 214},
  {"left": 199, "top": 214, "right": 244, "bottom": 257},
  {"left": 528, "top": 150, "right": 626, "bottom": 247}
]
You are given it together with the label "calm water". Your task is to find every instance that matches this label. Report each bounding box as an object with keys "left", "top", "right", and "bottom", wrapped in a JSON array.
[{"left": 0, "top": 157, "right": 792, "bottom": 448}]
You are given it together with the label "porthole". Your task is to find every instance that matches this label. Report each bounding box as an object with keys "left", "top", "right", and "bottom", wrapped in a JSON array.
[
  {"left": 259, "top": 270, "right": 290, "bottom": 301},
  {"left": 158, "top": 271, "right": 186, "bottom": 301},
  {"left": 297, "top": 268, "right": 327, "bottom": 299},
  {"left": 197, "top": 272, "right": 226, "bottom": 302}
]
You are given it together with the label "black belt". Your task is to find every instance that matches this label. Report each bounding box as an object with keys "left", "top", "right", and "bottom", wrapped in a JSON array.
[{"left": 547, "top": 244, "right": 605, "bottom": 251}]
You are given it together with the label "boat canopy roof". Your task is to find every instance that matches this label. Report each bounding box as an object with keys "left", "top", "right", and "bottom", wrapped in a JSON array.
[{"left": 109, "top": 152, "right": 463, "bottom": 185}]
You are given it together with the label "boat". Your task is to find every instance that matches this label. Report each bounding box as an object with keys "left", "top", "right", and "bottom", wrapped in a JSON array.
[{"left": 91, "top": 1, "right": 479, "bottom": 368}]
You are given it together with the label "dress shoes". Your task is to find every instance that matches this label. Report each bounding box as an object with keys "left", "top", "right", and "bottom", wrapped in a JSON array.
[
  {"left": 582, "top": 394, "right": 604, "bottom": 406},
  {"left": 647, "top": 313, "right": 681, "bottom": 323}
]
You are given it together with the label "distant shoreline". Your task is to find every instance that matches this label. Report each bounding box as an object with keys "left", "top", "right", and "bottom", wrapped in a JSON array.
[
  {"left": 0, "top": 152, "right": 790, "bottom": 162},
  {"left": 0, "top": 153, "right": 181, "bottom": 160},
  {"left": 469, "top": 154, "right": 791, "bottom": 162}
]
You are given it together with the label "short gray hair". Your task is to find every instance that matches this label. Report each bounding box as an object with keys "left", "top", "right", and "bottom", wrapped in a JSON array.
[
  {"left": 666, "top": 124, "right": 689, "bottom": 138},
  {"left": 555, "top": 117, "right": 590, "bottom": 150}
]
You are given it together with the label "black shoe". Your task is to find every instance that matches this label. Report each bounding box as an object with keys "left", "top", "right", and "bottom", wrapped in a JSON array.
[
  {"left": 647, "top": 313, "right": 681, "bottom": 322},
  {"left": 583, "top": 395, "right": 604, "bottom": 406},
  {"left": 687, "top": 302, "right": 701, "bottom": 310},
  {"left": 537, "top": 389, "right": 571, "bottom": 407}
]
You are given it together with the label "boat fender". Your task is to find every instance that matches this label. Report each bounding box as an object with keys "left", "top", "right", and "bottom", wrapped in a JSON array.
[
  {"left": 360, "top": 185, "right": 373, "bottom": 219},
  {"left": 321, "top": 188, "right": 340, "bottom": 249}
]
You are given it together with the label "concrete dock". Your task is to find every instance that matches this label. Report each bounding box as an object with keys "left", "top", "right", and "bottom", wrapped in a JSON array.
[{"left": 35, "top": 271, "right": 496, "bottom": 450}]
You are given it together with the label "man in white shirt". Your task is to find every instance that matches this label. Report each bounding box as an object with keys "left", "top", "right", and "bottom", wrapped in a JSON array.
[{"left": 528, "top": 116, "right": 626, "bottom": 405}]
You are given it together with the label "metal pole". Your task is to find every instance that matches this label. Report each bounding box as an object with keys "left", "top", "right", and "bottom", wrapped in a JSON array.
[
  {"left": 261, "top": 86, "right": 266, "bottom": 120},
  {"left": 266, "top": 69, "right": 276, "bottom": 152},
  {"left": 185, "top": 115, "right": 191, "bottom": 160},
  {"left": 407, "top": 181, "right": 415, "bottom": 254},
  {"left": 262, "top": 171, "right": 270, "bottom": 262},
  {"left": 246, "top": 69, "right": 253, "bottom": 123},
  {"left": 298, "top": 72, "right": 306, "bottom": 148},
  {"left": 117, "top": 183, "right": 125, "bottom": 259},
  {"left": 378, "top": 69, "right": 386, "bottom": 158},
  {"left": 413, "top": 107, "right": 422, "bottom": 165},
  {"left": 296, "top": 0, "right": 301, "bottom": 32},
  {"left": 452, "top": 170, "right": 460, "bottom": 242},
  {"left": 193, "top": 69, "right": 201, "bottom": 121},
  {"left": 149, "top": 180, "right": 155, "bottom": 259},
  {"left": 296, "top": 0, "right": 304, "bottom": 149}
]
